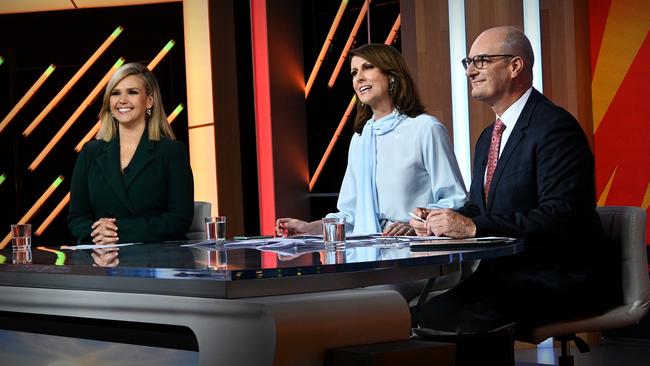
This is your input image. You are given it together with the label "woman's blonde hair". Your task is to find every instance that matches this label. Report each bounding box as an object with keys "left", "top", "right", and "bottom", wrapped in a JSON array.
[{"left": 96, "top": 62, "right": 175, "bottom": 141}]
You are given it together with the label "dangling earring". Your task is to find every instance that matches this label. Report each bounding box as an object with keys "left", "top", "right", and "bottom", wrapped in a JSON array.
[
  {"left": 146, "top": 107, "right": 152, "bottom": 118},
  {"left": 389, "top": 77, "right": 395, "bottom": 95}
]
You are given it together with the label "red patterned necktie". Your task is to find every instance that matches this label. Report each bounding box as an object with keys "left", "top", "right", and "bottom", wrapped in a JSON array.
[{"left": 484, "top": 118, "right": 506, "bottom": 203}]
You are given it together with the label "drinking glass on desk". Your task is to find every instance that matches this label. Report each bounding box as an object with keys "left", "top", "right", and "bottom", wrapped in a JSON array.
[
  {"left": 11, "top": 224, "right": 31, "bottom": 251},
  {"left": 205, "top": 216, "right": 226, "bottom": 241},
  {"left": 322, "top": 217, "right": 346, "bottom": 250}
]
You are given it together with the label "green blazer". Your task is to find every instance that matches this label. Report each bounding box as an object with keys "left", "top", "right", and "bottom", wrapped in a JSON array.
[{"left": 68, "top": 134, "right": 194, "bottom": 243}]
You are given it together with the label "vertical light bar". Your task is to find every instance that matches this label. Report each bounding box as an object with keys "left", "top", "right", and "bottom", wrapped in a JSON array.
[
  {"left": 29, "top": 57, "right": 125, "bottom": 171},
  {"left": 309, "top": 96, "right": 357, "bottom": 191},
  {"left": 0, "top": 173, "right": 6, "bottom": 186},
  {"left": 75, "top": 41, "right": 177, "bottom": 152},
  {"left": 0, "top": 176, "right": 64, "bottom": 249},
  {"left": 147, "top": 39, "right": 175, "bottom": 70},
  {"left": 24, "top": 26, "right": 124, "bottom": 137},
  {"left": 304, "top": 0, "right": 349, "bottom": 98},
  {"left": 327, "top": 0, "right": 372, "bottom": 88},
  {"left": 167, "top": 103, "right": 185, "bottom": 124},
  {"left": 0, "top": 64, "right": 56, "bottom": 134},
  {"left": 523, "top": 0, "right": 543, "bottom": 92},
  {"left": 448, "top": 0, "right": 471, "bottom": 188},
  {"left": 250, "top": 0, "right": 276, "bottom": 235},
  {"left": 183, "top": 0, "right": 219, "bottom": 218},
  {"left": 35, "top": 192, "right": 70, "bottom": 236}
]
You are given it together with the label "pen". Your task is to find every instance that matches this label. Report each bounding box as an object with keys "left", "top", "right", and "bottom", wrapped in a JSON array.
[{"left": 408, "top": 212, "right": 426, "bottom": 223}]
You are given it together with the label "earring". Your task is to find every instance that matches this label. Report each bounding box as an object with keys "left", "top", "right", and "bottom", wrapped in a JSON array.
[
  {"left": 146, "top": 107, "right": 152, "bottom": 118},
  {"left": 389, "top": 77, "right": 395, "bottom": 95}
]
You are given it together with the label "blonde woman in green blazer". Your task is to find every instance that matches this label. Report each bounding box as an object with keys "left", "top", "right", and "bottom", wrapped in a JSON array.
[{"left": 68, "top": 63, "right": 194, "bottom": 244}]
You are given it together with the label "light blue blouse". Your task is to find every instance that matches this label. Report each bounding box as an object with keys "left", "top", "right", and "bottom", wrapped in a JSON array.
[{"left": 327, "top": 113, "right": 468, "bottom": 234}]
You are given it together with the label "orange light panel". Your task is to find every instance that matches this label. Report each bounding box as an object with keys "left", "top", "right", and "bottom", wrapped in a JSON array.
[
  {"left": 24, "top": 26, "right": 123, "bottom": 137},
  {"left": 305, "top": 0, "right": 348, "bottom": 98},
  {"left": 29, "top": 58, "right": 125, "bottom": 171},
  {"left": 0, "top": 176, "right": 64, "bottom": 249},
  {"left": 327, "top": 0, "right": 371, "bottom": 88},
  {"left": 35, "top": 192, "right": 70, "bottom": 236},
  {"left": 0, "top": 64, "right": 55, "bottom": 134}
]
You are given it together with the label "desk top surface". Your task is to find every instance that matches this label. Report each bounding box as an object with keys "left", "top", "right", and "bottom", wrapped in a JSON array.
[{"left": 0, "top": 237, "right": 523, "bottom": 298}]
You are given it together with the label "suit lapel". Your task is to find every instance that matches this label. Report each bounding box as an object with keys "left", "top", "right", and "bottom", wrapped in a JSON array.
[
  {"left": 122, "top": 133, "right": 155, "bottom": 190},
  {"left": 95, "top": 139, "right": 136, "bottom": 214},
  {"left": 485, "top": 89, "right": 539, "bottom": 209}
]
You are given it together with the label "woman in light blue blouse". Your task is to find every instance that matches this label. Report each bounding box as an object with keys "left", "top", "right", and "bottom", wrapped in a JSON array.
[{"left": 276, "top": 44, "right": 467, "bottom": 236}]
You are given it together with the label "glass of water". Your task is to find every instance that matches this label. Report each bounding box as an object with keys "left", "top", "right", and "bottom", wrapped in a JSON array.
[
  {"left": 205, "top": 216, "right": 227, "bottom": 241},
  {"left": 10, "top": 224, "right": 31, "bottom": 250},
  {"left": 322, "top": 217, "right": 346, "bottom": 249}
]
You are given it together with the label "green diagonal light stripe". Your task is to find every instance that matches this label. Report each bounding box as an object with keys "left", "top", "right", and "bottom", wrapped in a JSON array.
[
  {"left": 0, "top": 56, "right": 4, "bottom": 66},
  {"left": 0, "top": 174, "right": 6, "bottom": 186},
  {"left": 112, "top": 26, "right": 124, "bottom": 38},
  {"left": 0, "top": 254, "right": 6, "bottom": 264},
  {"left": 164, "top": 39, "right": 176, "bottom": 52},
  {"left": 53, "top": 175, "right": 64, "bottom": 187},
  {"left": 172, "top": 103, "right": 184, "bottom": 115}
]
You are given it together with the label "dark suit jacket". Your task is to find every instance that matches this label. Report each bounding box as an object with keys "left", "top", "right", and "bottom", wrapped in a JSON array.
[
  {"left": 67, "top": 133, "right": 194, "bottom": 244},
  {"left": 456, "top": 89, "right": 619, "bottom": 321}
]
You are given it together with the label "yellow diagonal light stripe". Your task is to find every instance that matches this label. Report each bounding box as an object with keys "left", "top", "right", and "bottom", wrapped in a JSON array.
[
  {"left": 147, "top": 39, "right": 175, "bottom": 70},
  {"left": 29, "top": 58, "right": 125, "bottom": 171},
  {"left": 641, "top": 181, "right": 650, "bottom": 210},
  {"left": 0, "top": 64, "right": 56, "bottom": 134},
  {"left": 597, "top": 167, "right": 617, "bottom": 206},
  {"left": 35, "top": 192, "right": 70, "bottom": 236},
  {"left": 23, "top": 26, "right": 124, "bottom": 137},
  {"left": 592, "top": 0, "right": 650, "bottom": 132},
  {"left": 0, "top": 176, "right": 64, "bottom": 249}
]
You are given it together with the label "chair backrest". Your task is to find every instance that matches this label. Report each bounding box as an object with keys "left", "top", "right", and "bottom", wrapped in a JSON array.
[
  {"left": 186, "top": 201, "right": 212, "bottom": 240},
  {"left": 521, "top": 206, "right": 650, "bottom": 343}
]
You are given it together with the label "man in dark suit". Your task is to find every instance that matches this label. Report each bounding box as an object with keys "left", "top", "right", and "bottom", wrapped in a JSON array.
[{"left": 410, "top": 26, "right": 619, "bottom": 365}]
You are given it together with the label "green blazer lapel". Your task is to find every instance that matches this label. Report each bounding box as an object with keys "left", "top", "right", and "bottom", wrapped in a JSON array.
[
  {"left": 95, "top": 139, "right": 136, "bottom": 214},
  {"left": 122, "top": 134, "right": 155, "bottom": 190}
]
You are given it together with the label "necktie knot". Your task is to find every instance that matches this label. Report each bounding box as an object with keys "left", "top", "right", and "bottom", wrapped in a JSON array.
[{"left": 494, "top": 118, "right": 506, "bottom": 134}]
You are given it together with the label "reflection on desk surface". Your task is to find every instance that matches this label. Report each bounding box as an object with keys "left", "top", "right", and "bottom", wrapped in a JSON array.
[{"left": 0, "top": 237, "right": 522, "bottom": 281}]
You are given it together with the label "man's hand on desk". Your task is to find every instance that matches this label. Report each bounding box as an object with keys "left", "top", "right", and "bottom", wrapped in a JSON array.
[{"left": 425, "top": 209, "right": 476, "bottom": 238}]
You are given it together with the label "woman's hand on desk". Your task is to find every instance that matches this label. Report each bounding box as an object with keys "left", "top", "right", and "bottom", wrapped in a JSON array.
[
  {"left": 91, "top": 218, "right": 119, "bottom": 244},
  {"left": 92, "top": 247, "right": 119, "bottom": 267},
  {"left": 383, "top": 222, "right": 415, "bottom": 236},
  {"left": 275, "top": 218, "right": 316, "bottom": 237}
]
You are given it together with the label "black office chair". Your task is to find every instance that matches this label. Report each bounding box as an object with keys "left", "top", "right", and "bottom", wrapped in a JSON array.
[
  {"left": 186, "top": 201, "right": 212, "bottom": 240},
  {"left": 516, "top": 206, "right": 650, "bottom": 366}
]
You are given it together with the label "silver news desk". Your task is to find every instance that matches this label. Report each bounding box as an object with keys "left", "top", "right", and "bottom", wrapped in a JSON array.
[{"left": 0, "top": 238, "right": 523, "bottom": 366}]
